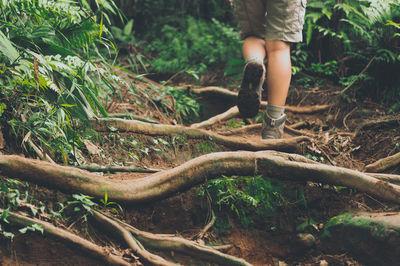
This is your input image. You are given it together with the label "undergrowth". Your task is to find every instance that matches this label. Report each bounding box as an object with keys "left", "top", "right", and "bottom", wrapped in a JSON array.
[
  {"left": 143, "top": 16, "right": 241, "bottom": 75},
  {"left": 199, "top": 175, "right": 291, "bottom": 232},
  {"left": 0, "top": 0, "right": 122, "bottom": 163}
]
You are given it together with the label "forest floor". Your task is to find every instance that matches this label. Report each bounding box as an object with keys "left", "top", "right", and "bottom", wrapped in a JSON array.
[{"left": 0, "top": 63, "right": 399, "bottom": 265}]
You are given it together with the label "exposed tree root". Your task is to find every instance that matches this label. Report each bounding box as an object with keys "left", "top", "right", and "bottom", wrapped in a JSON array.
[
  {"left": 77, "top": 165, "right": 161, "bottom": 173},
  {"left": 191, "top": 87, "right": 332, "bottom": 114},
  {"left": 93, "top": 211, "right": 251, "bottom": 266},
  {"left": 191, "top": 106, "right": 238, "bottom": 129},
  {"left": 190, "top": 104, "right": 331, "bottom": 129},
  {"left": 220, "top": 123, "right": 316, "bottom": 138},
  {"left": 190, "top": 86, "right": 237, "bottom": 102},
  {"left": 91, "top": 118, "right": 309, "bottom": 151},
  {"left": 365, "top": 152, "right": 400, "bottom": 173},
  {"left": 355, "top": 116, "right": 400, "bottom": 135},
  {"left": 367, "top": 173, "right": 400, "bottom": 185},
  {"left": 108, "top": 113, "right": 158, "bottom": 124},
  {"left": 92, "top": 211, "right": 176, "bottom": 266},
  {"left": 194, "top": 210, "right": 216, "bottom": 240},
  {"left": 2, "top": 151, "right": 400, "bottom": 203},
  {"left": 7, "top": 211, "right": 130, "bottom": 266},
  {"left": 220, "top": 124, "right": 261, "bottom": 136}
]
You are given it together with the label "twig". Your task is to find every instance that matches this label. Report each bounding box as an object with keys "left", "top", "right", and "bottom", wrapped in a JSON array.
[
  {"left": 343, "top": 107, "right": 358, "bottom": 131},
  {"left": 340, "top": 56, "right": 376, "bottom": 94}
]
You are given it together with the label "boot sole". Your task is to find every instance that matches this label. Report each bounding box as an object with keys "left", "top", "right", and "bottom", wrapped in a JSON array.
[{"left": 237, "top": 63, "right": 264, "bottom": 118}]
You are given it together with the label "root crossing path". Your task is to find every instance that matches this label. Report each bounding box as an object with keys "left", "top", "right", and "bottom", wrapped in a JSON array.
[{"left": 1, "top": 81, "right": 399, "bottom": 265}]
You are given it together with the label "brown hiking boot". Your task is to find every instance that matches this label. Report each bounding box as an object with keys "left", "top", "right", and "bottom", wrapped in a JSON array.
[
  {"left": 237, "top": 61, "right": 265, "bottom": 118},
  {"left": 261, "top": 113, "right": 286, "bottom": 139}
]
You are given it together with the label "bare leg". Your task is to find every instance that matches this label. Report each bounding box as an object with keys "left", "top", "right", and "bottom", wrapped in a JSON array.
[
  {"left": 242, "top": 36, "right": 266, "bottom": 62},
  {"left": 265, "top": 40, "right": 291, "bottom": 106}
]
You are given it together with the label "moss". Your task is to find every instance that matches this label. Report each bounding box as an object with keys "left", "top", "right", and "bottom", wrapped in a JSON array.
[{"left": 323, "top": 212, "right": 396, "bottom": 240}]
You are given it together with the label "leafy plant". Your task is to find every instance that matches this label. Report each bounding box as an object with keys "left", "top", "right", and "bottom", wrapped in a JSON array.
[
  {"left": 156, "top": 86, "right": 201, "bottom": 123},
  {"left": 199, "top": 175, "right": 285, "bottom": 229},
  {"left": 66, "top": 193, "right": 98, "bottom": 221},
  {"left": 0, "top": 0, "right": 123, "bottom": 162},
  {"left": 100, "top": 192, "right": 122, "bottom": 214},
  {"left": 143, "top": 16, "right": 241, "bottom": 75}
]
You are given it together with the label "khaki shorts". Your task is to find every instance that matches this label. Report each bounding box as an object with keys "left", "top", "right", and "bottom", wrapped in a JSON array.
[{"left": 232, "top": 0, "right": 307, "bottom": 43}]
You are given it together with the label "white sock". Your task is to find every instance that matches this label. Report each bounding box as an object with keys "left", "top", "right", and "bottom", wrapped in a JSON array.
[
  {"left": 245, "top": 54, "right": 263, "bottom": 64},
  {"left": 266, "top": 104, "right": 285, "bottom": 119}
]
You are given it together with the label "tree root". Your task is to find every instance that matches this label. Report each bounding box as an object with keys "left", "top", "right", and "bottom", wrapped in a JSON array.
[
  {"left": 91, "top": 118, "right": 309, "bottom": 151},
  {"left": 220, "top": 123, "right": 316, "bottom": 138},
  {"left": 355, "top": 116, "right": 400, "bottom": 135},
  {"left": 7, "top": 211, "right": 130, "bottom": 266},
  {"left": 191, "top": 106, "right": 238, "bottom": 129},
  {"left": 367, "top": 173, "right": 400, "bottom": 185},
  {"left": 190, "top": 104, "right": 331, "bottom": 129},
  {"left": 2, "top": 151, "right": 400, "bottom": 203},
  {"left": 365, "top": 152, "right": 400, "bottom": 173},
  {"left": 108, "top": 113, "right": 158, "bottom": 124},
  {"left": 92, "top": 211, "right": 176, "bottom": 266},
  {"left": 92, "top": 211, "right": 251, "bottom": 266},
  {"left": 77, "top": 165, "right": 161, "bottom": 173},
  {"left": 190, "top": 87, "right": 332, "bottom": 114}
]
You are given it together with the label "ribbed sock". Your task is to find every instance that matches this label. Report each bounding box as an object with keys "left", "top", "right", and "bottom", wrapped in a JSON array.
[
  {"left": 266, "top": 104, "right": 285, "bottom": 119},
  {"left": 245, "top": 54, "right": 264, "bottom": 64}
]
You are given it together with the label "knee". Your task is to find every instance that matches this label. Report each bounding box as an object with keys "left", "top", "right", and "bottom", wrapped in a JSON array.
[{"left": 265, "top": 40, "right": 290, "bottom": 54}]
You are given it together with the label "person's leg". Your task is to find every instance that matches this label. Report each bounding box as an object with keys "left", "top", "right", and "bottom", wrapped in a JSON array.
[
  {"left": 231, "top": 0, "right": 267, "bottom": 118},
  {"left": 261, "top": 0, "right": 307, "bottom": 139},
  {"left": 237, "top": 37, "right": 266, "bottom": 117},
  {"left": 265, "top": 40, "right": 291, "bottom": 107},
  {"left": 260, "top": 40, "right": 290, "bottom": 139},
  {"left": 242, "top": 36, "right": 266, "bottom": 63}
]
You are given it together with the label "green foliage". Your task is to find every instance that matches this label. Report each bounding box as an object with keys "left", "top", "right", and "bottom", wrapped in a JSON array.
[
  {"left": 143, "top": 16, "right": 241, "bottom": 74},
  {"left": 0, "top": 178, "right": 46, "bottom": 240},
  {"left": 157, "top": 86, "right": 201, "bottom": 123},
  {"left": 199, "top": 175, "right": 285, "bottom": 229},
  {"left": 294, "top": 0, "right": 400, "bottom": 111},
  {"left": 0, "top": 0, "right": 122, "bottom": 162},
  {"left": 114, "top": 0, "right": 234, "bottom": 36},
  {"left": 66, "top": 193, "right": 98, "bottom": 221}
]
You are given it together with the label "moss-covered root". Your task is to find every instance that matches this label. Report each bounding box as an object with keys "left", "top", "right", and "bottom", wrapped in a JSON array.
[
  {"left": 322, "top": 211, "right": 400, "bottom": 266},
  {"left": 8, "top": 212, "right": 130, "bottom": 266},
  {"left": 93, "top": 211, "right": 252, "bottom": 266}
]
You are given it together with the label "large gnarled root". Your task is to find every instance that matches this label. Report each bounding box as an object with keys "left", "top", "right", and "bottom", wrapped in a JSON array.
[
  {"left": 2, "top": 151, "right": 400, "bottom": 203},
  {"left": 93, "top": 211, "right": 251, "bottom": 266},
  {"left": 7, "top": 211, "right": 130, "bottom": 266},
  {"left": 91, "top": 118, "right": 309, "bottom": 151}
]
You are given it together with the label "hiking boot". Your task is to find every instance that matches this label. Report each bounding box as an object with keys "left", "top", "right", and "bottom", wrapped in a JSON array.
[
  {"left": 261, "top": 113, "right": 286, "bottom": 139},
  {"left": 237, "top": 61, "right": 265, "bottom": 118}
]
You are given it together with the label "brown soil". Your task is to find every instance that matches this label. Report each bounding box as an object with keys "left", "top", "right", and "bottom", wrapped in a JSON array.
[{"left": 0, "top": 64, "right": 399, "bottom": 265}]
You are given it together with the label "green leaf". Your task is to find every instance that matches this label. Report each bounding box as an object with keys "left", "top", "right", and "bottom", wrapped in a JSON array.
[
  {"left": 124, "top": 19, "right": 134, "bottom": 36},
  {"left": 0, "top": 30, "right": 19, "bottom": 63}
]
